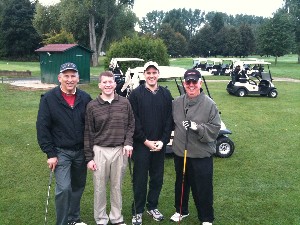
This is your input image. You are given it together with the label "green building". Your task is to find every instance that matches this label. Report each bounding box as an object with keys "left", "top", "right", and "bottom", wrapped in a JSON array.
[{"left": 35, "top": 44, "right": 93, "bottom": 84}]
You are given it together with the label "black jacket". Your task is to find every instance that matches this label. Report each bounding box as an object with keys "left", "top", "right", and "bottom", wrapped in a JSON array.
[
  {"left": 128, "top": 84, "right": 173, "bottom": 145},
  {"left": 36, "top": 86, "right": 92, "bottom": 158}
]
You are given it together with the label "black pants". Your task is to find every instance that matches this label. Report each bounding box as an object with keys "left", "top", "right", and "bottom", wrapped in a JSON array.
[
  {"left": 174, "top": 154, "right": 214, "bottom": 223},
  {"left": 132, "top": 142, "right": 165, "bottom": 214}
]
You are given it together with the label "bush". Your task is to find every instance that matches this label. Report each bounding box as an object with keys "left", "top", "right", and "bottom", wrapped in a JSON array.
[{"left": 104, "top": 35, "right": 170, "bottom": 70}]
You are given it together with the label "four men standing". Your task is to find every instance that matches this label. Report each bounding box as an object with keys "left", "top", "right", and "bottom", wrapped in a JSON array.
[{"left": 37, "top": 61, "right": 221, "bottom": 225}]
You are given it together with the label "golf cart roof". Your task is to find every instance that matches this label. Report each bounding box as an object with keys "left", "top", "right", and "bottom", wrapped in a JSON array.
[
  {"left": 130, "top": 66, "right": 187, "bottom": 80},
  {"left": 111, "top": 58, "right": 144, "bottom": 62},
  {"left": 233, "top": 60, "right": 271, "bottom": 68}
]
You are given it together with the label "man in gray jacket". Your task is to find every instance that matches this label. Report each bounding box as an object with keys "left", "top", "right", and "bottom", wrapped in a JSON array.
[{"left": 171, "top": 69, "right": 221, "bottom": 225}]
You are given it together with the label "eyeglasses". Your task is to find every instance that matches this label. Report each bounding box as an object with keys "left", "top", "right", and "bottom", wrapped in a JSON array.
[{"left": 185, "top": 80, "right": 198, "bottom": 85}]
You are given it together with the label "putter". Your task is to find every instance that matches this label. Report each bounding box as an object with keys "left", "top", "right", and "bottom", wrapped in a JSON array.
[
  {"left": 44, "top": 170, "right": 53, "bottom": 225},
  {"left": 128, "top": 157, "right": 138, "bottom": 224},
  {"left": 178, "top": 128, "right": 189, "bottom": 225}
]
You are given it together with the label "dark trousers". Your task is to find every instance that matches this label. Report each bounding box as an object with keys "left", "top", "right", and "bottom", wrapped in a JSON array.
[
  {"left": 55, "top": 148, "right": 87, "bottom": 225},
  {"left": 174, "top": 154, "right": 214, "bottom": 223},
  {"left": 132, "top": 142, "right": 165, "bottom": 214}
]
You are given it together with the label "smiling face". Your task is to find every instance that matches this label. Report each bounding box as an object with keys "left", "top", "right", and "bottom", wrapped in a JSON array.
[
  {"left": 98, "top": 74, "right": 116, "bottom": 98},
  {"left": 58, "top": 70, "right": 79, "bottom": 94},
  {"left": 183, "top": 79, "right": 202, "bottom": 98},
  {"left": 144, "top": 66, "right": 159, "bottom": 89}
]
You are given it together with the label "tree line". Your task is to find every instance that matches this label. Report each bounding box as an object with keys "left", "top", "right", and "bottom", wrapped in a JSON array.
[{"left": 0, "top": 0, "right": 299, "bottom": 65}]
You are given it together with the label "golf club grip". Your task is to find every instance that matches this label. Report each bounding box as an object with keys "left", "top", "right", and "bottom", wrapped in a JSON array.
[{"left": 183, "top": 150, "right": 187, "bottom": 173}]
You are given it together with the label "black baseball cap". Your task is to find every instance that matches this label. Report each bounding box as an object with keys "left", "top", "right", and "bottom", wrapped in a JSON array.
[{"left": 184, "top": 69, "right": 201, "bottom": 81}]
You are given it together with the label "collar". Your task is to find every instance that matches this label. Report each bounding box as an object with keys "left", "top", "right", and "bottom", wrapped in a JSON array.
[
  {"left": 60, "top": 86, "right": 76, "bottom": 95},
  {"left": 97, "top": 93, "right": 119, "bottom": 104},
  {"left": 145, "top": 84, "right": 160, "bottom": 94}
]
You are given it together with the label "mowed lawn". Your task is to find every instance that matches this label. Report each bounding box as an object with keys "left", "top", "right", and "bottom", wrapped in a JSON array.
[{"left": 0, "top": 55, "right": 299, "bottom": 224}]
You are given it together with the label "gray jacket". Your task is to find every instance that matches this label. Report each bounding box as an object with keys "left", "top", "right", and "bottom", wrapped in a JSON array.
[{"left": 172, "top": 92, "right": 221, "bottom": 158}]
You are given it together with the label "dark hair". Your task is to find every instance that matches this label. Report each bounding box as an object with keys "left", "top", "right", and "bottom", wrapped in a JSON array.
[{"left": 99, "top": 71, "right": 115, "bottom": 82}]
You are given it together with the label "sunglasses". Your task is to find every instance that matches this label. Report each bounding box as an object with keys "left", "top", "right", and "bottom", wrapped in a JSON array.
[{"left": 185, "top": 80, "right": 198, "bottom": 85}]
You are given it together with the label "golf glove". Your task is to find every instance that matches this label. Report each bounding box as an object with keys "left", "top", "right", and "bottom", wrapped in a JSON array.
[{"left": 182, "top": 120, "right": 197, "bottom": 130}]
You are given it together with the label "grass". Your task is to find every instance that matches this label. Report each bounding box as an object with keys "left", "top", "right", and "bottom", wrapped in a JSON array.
[{"left": 0, "top": 70, "right": 300, "bottom": 224}]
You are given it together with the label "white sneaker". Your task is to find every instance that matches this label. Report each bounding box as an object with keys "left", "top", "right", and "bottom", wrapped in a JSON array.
[
  {"left": 170, "top": 212, "right": 189, "bottom": 222},
  {"left": 146, "top": 209, "right": 164, "bottom": 221},
  {"left": 202, "top": 222, "right": 212, "bottom": 225},
  {"left": 132, "top": 213, "right": 142, "bottom": 225}
]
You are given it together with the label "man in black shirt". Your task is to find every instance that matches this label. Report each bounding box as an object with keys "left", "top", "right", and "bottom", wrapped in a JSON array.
[{"left": 128, "top": 61, "right": 173, "bottom": 225}]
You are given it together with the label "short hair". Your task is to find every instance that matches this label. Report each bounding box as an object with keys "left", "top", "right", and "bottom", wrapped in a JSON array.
[{"left": 99, "top": 71, "right": 115, "bottom": 82}]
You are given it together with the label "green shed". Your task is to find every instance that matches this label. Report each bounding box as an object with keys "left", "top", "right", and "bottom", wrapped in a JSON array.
[{"left": 35, "top": 44, "right": 93, "bottom": 84}]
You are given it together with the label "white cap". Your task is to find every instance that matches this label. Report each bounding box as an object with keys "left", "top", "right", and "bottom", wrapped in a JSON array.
[{"left": 143, "top": 61, "right": 159, "bottom": 71}]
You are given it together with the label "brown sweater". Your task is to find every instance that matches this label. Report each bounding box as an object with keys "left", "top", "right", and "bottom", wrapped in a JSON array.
[{"left": 84, "top": 94, "right": 135, "bottom": 162}]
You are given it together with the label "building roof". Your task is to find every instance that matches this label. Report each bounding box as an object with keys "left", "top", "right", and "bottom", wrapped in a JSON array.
[{"left": 35, "top": 44, "right": 92, "bottom": 53}]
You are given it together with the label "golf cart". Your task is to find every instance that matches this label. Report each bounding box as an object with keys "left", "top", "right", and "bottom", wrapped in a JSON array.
[
  {"left": 226, "top": 61, "right": 278, "bottom": 98},
  {"left": 207, "top": 58, "right": 223, "bottom": 75},
  {"left": 109, "top": 58, "right": 144, "bottom": 96},
  {"left": 220, "top": 58, "right": 239, "bottom": 75}
]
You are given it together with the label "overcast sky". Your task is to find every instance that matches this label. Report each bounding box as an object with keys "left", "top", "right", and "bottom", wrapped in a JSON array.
[{"left": 40, "top": 0, "right": 285, "bottom": 18}]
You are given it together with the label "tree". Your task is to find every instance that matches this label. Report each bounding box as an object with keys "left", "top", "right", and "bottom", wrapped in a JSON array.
[
  {"left": 33, "top": 3, "right": 61, "bottom": 36},
  {"left": 284, "top": 0, "right": 300, "bottom": 62},
  {"left": 157, "top": 23, "right": 188, "bottom": 57},
  {"left": 43, "top": 30, "right": 75, "bottom": 44},
  {"left": 0, "top": 0, "right": 41, "bottom": 58},
  {"left": 139, "top": 10, "right": 165, "bottom": 34},
  {"left": 189, "top": 24, "right": 214, "bottom": 57},
  {"left": 257, "top": 11, "right": 295, "bottom": 64},
  {"left": 238, "top": 24, "right": 255, "bottom": 57},
  {"left": 163, "top": 9, "right": 189, "bottom": 40},
  {"left": 59, "top": 0, "right": 135, "bottom": 67}
]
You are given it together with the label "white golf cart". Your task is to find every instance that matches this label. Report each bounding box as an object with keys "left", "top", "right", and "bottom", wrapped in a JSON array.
[{"left": 226, "top": 61, "right": 278, "bottom": 98}]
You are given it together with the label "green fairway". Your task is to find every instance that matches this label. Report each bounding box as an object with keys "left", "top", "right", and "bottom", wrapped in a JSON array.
[{"left": 0, "top": 74, "right": 299, "bottom": 224}]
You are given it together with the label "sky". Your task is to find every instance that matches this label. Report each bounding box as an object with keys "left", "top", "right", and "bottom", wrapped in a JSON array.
[{"left": 40, "top": 0, "right": 285, "bottom": 18}]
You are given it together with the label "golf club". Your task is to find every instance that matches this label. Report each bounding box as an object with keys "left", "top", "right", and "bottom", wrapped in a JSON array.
[
  {"left": 44, "top": 170, "right": 53, "bottom": 225},
  {"left": 178, "top": 128, "right": 189, "bottom": 225},
  {"left": 128, "top": 157, "right": 138, "bottom": 224}
]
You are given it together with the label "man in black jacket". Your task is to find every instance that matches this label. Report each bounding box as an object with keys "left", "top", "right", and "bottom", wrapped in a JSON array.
[
  {"left": 128, "top": 61, "right": 173, "bottom": 225},
  {"left": 36, "top": 62, "right": 92, "bottom": 225}
]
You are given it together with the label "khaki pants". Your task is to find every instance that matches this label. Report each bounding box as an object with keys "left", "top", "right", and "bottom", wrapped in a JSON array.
[{"left": 93, "top": 145, "right": 127, "bottom": 225}]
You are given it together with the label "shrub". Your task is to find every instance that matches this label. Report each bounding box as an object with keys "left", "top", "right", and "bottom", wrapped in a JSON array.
[{"left": 104, "top": 35, "right": 169, "bottom": 70}]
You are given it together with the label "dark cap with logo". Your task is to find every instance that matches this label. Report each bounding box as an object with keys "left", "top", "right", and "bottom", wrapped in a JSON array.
[
  {"left": 60, "top": 62, "right": 78, "bottom": 73},
  {"left": 184, "top": 69, "right": 201, "bottom": 81}
]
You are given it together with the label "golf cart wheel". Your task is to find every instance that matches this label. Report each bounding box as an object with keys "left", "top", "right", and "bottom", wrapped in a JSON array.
[
  {"left": 236, "top": 88, "right": 247, "bottom": 97},
  {"left": 268, "top": 89, "right": 278, "bottom": 98},
  {"left": 216, "top": 136, "right": 235, "bottom": 158}
]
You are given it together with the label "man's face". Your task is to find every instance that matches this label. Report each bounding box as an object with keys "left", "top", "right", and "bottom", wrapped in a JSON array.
[
  {"left": 144, "top": 67, "right": 159, "bottom": 87},
  {"left": 183, "top": 79, "right": 202, "bottom": 98},
  {"left": 58, "top": 70, "right": 79, "bottom": 94},
  {"left": 98, "top": 75, "right": 116, "bottom": 97}
]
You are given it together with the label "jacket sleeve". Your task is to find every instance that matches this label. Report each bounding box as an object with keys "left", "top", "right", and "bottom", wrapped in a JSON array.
[
  {"left": 161, "top": 89, "right": 174, "bottom": 145},
  {"left": 128, "top": 89, "right": 147, "bottom": 143},
  {"left": 84, "top": 103, "right": 95, "bottom": 162},
  {"left": 36, "top": 95, "right": 57, "bottom": 158},
  {"left": 197, "top": 103, "right": 221, "bottom": 142}
]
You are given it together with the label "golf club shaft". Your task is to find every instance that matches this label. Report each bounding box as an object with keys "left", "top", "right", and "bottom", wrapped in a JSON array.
[
  {"left": 44, "top": 170, "right": 53, "bottom": 225},
  {"left": 128, "top": 157, "right": 138, "bottom": 223},
  {"left": 178, "top": 129, "right": 189, "bottom": 225}
]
